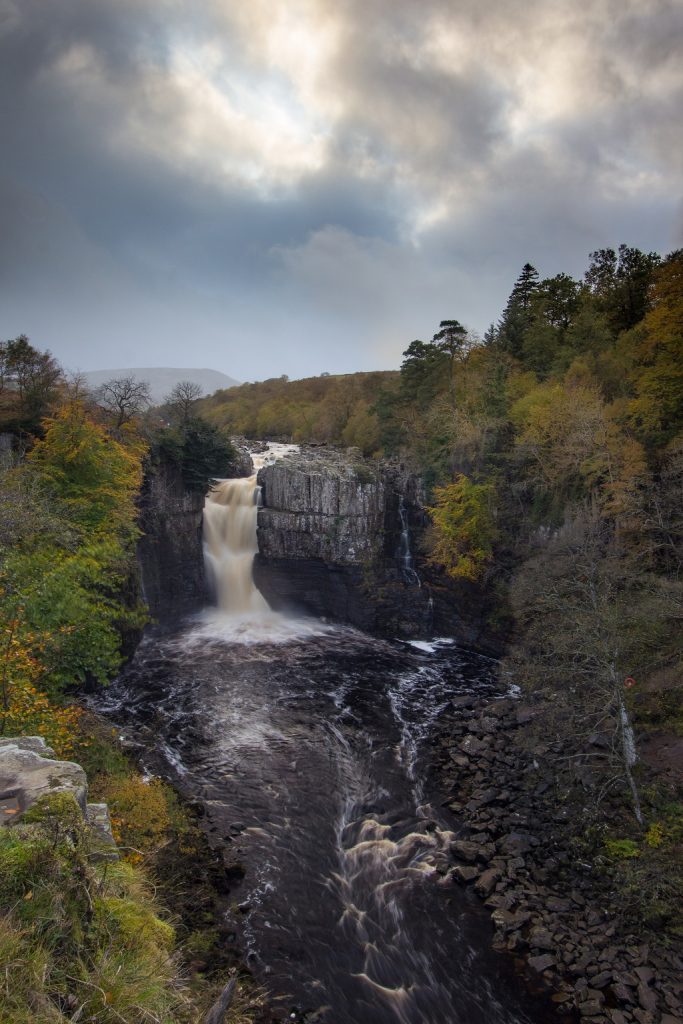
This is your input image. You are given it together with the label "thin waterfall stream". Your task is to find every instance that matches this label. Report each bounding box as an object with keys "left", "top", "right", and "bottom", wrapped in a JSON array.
[{"left": 94, "top": 445, "right": 552, "bottom": 1024}]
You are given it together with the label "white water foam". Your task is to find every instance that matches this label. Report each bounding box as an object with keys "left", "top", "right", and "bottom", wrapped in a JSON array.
[
  {"left": 179, "top": 608, "right": 334, "bottom": 647},
  {"left": 403, "top": 637, "right": 457, "bottom": 654}
]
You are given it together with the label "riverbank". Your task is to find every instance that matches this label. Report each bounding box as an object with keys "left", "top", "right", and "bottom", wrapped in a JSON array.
[{"left": 432, "top": 695, "right": 683, "bottom": 1024}]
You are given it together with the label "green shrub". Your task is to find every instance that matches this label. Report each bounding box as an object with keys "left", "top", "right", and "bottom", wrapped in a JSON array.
[{"left": 604, "top": 837, "right": 640, "bottom": 859}]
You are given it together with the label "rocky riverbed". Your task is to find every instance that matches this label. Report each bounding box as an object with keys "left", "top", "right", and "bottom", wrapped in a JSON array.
[{"left": 432, "top": 698, "right": 683, "bottom": 1024}]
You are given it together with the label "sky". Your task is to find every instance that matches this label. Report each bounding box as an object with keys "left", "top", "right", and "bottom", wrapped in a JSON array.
[{"left": 1, "top": 0, "right": 681, "bottom": 382}]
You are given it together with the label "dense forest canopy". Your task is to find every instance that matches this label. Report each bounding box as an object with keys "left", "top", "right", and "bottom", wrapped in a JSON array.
[{"left": 199, "top": 370, "right": 396, "bottom": 455}]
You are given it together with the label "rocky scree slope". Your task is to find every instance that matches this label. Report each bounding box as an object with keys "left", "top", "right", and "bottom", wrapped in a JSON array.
[{"left": 433, "top": 700, "right": 683, "bottom": 1024}]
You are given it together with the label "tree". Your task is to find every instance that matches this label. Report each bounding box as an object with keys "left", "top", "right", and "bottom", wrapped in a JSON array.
[
  {"left": 27, "top": 400, "right": 144, "bottom": 536},
  {"left": 165, "top": 380, "right": 204, "bottom": 424},
  {"left": 625, "top": 251, "right": 683, "bottom": 447},
  {"left": 155, "top": 419, "right": 236, "bottom": 492},
  {"left": 432, "top": 320, "right": 469, "bottom": 406},
  {"left": 426, "top": 475, "right": 497, "bottom": 581},
  {"left": 507, "top": 507, "right": 682, "bottom": 824},
  {"left": 398, "top": 340, "right": 448, "bottom": 411},
  {"left": 96, "top": 375, "right": 151, "bottom": 429},
  {"left": 497, "top": 263, "right": 540, "bottom": 358},
  {"left": 585, "top": 244, "right": 661, "bottom": 336},
  {"left": 510, "top": 380, "right": 606, "bottom": 495},
  {"left": 0, "top": 335, "right": 62, "bottom": 434},
  {"left": 0, "top": 607, "right": 82, "bottom": 755}
]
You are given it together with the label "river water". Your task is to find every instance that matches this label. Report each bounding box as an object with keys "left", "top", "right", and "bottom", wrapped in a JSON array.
[{"left": 95, "top": 447, "right": 552, "bottom": 1024}]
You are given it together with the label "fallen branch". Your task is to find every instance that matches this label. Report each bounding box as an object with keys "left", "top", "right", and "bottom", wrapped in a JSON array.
[{"left": 204, "top": 979, "right": 237, "bottom": 1024}]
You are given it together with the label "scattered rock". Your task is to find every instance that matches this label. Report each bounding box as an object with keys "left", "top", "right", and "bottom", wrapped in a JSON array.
[
  {"left": 580, "top": 1001, "right": 604, "bottom": 1017},
  {"left": 450, "top": 839, "right": 479, "bottom": 863},
  {"left": 498, "top": 832, "right": 534, "bottom": 857},
  {"left": 528, "top": 954, "right": 555, "bottom": 973},
  {"left": 474, "top": 868, "right": 501, "bottom": 897},
  {"left": 637, "top": 984, "right": 658, "bottom": 1014},
  {"left": 528, "top": 926, "right": 555, "bottom": 951},
  {"left": 452, "top": 865, "right": 480, "bottom": 884},
  {"left": 432, "top": 698, "right": 680, "bottom": 1023}
]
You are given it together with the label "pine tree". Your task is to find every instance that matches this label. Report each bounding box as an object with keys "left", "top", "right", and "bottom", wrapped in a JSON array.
[{"left": 497, "top": 263, "right": 540, "bottom": 358}]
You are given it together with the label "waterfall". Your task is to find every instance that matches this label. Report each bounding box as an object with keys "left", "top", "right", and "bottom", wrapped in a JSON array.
[
  {"left": 203, "top": 449, "right": 290, "bottom": 617},
  {"left": 199, "top": 443, "right": 323, "bottom": 643},
  {"left": 203, "top": 468, "right": 270, "bottom": 616},
  {"left": 397, "top": 496, "right": 420, "bottom": 586}
]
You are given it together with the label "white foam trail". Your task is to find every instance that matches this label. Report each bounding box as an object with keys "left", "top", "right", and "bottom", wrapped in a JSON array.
[{"left": 404, "top": 638, "right": 456, "bottom": 654}]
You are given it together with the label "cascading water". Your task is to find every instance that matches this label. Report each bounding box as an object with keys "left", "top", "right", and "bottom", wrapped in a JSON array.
[
  {"left": 203, "top": 458, "right": 270, "bottom": 616},
  {"left": 197, "top": 444, "right": 325, "bottom": 643},
  {"left": 397, "top": 496, "right": 420, "bottom": 586}
]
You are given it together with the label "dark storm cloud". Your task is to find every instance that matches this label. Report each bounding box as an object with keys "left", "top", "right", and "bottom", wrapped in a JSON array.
[{"left": 0, "top": 0, "right": 680, "bottom": 378}]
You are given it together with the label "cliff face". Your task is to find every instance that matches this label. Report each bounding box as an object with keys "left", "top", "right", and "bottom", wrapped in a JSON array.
[
  {"left": 253, "top": 448, "right": 459, "bottom": 639},
  {"left": 137, "top": 462, "right": 208, "bottom": 624},
  {"left": 257, "top": 453, "right": 385, "bottom": 563}
]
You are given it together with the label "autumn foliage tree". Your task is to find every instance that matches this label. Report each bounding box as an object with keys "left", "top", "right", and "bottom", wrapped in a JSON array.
[
  {"left": 0, "top": 390, "right": 148, "bottom": 749},
  {"left": 426, "top": 476, "right": 496, "bottom": 581}
]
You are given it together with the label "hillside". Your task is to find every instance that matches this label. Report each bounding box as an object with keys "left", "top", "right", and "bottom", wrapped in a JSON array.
[
  {"left": 199, "top": 370, "right": 398, "bottom": 454},
  {"left": 82, "top": 366, "right": 239, "bottom": 404}
]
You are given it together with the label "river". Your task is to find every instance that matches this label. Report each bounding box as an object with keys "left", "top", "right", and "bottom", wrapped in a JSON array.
[{"left": 94, "top": 446, "right": 553, "bottom": 1023}]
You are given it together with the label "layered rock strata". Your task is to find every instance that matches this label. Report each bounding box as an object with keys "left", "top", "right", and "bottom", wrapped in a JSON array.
[
  {"left": 254, "top": 448, "right": 437, "bottom": 636},
  {"left": 138, "top": 445, "right": 253, "bottom": 624}
]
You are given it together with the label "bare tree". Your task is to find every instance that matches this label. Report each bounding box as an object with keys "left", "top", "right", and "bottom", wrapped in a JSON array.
[
  {"left": 165, "top": 380, "right": 203, "bottom": 424},
  {"left": 96, "top": 375, "right": 151, "bottom": 428},
  {"left": 506, "top": 504, "right": 683, "bottom": 824}
]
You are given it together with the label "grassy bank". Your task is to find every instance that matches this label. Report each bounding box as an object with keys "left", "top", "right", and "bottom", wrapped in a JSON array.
[{"left": 0, "top": 714, "right": 267, "bottom": 1024}]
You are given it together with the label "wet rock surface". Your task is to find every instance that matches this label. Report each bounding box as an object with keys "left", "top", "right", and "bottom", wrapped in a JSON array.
[{"left": 432, "top": 702, "right": 683, "bottom": 1024}]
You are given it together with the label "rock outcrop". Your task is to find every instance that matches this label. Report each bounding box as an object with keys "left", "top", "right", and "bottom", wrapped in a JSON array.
[
  {"left": 137, "top": 460, "right": 208, "bottom": 623},
  {"left": 253, "top": 448, "right": 443, "bottom": 637},
  {"left": 0, "top": 736, "right": 117, "bottom": 859},
  {"left": 0, "top": 736, "right": 88, "bottom": 820},
  {"left": 257, "top": 450, "right": 385, "bottom": 564}
]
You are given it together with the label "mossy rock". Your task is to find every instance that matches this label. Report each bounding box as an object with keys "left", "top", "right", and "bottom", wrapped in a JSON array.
[{"left": 22, "top": 790, "right": 84, "bottom": 829}]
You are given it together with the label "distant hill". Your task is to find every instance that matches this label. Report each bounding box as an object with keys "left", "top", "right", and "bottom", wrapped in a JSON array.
[{"left": 82, "top": 367, "right": 239, "bottom": 404}]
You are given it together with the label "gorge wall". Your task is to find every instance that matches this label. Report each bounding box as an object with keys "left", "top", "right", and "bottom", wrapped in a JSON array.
[
  {"left": 254, "top": 447, "right": 490, "bottom": 642},
  {"left": 137, "top": 441, "right": 494, "bottom": 643},
  {"left": 137, "top": 446, "right": 252, "bottom": 624},
  {"left": 137, "top": 460, "right": 208, "bottom": 623}
]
